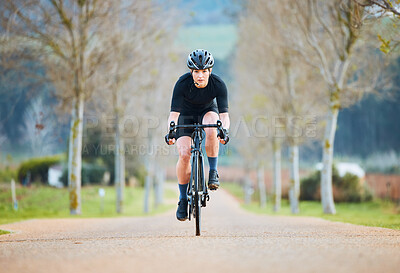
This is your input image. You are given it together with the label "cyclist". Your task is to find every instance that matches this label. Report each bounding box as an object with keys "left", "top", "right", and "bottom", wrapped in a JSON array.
[{"left": 166, "top": 49, "right": 230, "bottom": 221}]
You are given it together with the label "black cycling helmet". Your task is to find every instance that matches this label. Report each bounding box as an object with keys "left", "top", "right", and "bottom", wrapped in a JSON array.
[{"left": 187, "top": 49, "right": 214, "bottom": 70}]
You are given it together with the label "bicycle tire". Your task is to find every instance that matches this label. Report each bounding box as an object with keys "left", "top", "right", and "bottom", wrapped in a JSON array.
[
  {"left": 195, "top": 192, "right": 201, "bottom": 236},
  {"left": 199, "top": 154, "right": 207, "bottom": 207},
  {"left": 193, "top": 151, "right": 201, "bottom": 236},
  {"left": 188, "top": 153, "right": 196, "bottom": 221}
]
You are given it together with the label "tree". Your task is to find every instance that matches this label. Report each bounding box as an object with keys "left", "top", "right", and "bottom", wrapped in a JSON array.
[
  {"left": 136, "top": 49, "right": 183, "bottom": 214},
  {"left": 95, "top": 10, "right": 182, "bottom": 213},
  {"left": 234, "top": 0, "right": 326, "bottom": 213},
  {"left": 233, "top": 1, "right": 284, "bottom": 209},
  {"left": 96, "top": 1, "right": 178, "bottom": 214},
  {"left": 262, "top": 1, "right": 327, "bottom": 214},
  {"left": 353, "top": 0, "right": 400, "bottom": 54},
  {"left": 292, "top": 0, "right": 384, "bottom": 214},
  {"left": 353, "top": 0, "right": 400, "bottom": 16},
  {"left": 0, "top": 0, "right": 156, "bottom": 214}
]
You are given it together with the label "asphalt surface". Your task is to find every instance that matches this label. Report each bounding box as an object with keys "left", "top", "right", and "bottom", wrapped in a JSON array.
[{"left": 1, "top": 187, "right": 400, "bottom": 273}]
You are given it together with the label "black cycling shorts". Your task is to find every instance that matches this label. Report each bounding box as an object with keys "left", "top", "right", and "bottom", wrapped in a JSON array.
[{"left": 176, "top": 107, "right": 219, "bottom": 139}]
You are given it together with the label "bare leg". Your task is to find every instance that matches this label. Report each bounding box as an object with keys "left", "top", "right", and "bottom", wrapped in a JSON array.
[
  {"left": 202, "top": 111, "right": 219, "bottom": 158},
  {"left": 175, "top": 136, "right": 191, "bottom": 221},
  {"left": 176, "top": 136, "right": 192, "bottom": 185}
]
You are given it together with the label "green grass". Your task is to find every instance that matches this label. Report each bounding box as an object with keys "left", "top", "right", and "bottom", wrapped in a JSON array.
[
  {"left": 0, "top": 230, "right": 10, "bottom": 235},
  {"left": 177, "top": 24, "right": 237, "bottom": 59},
  {"left": 223, "top": 182, "right": 400, "bottom": 230},
  {"left": 0, "top": 184, "right": 176, "bottom": 227}
]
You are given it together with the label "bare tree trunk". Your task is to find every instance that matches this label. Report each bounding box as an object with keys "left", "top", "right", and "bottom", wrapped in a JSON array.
[
  {"left": 154, "top": 166, "right": 165, "bottom": 208},
  {"left": 257, "top": 163, "right": 267, "bottom": 208},
  {"left": 153, "top": 163, "right": 158, "bottom": 208},
  {"left": 320, "top": 56, "right": 348, "bottom": 215},
  {"left": 68, "top": 94, "right": 84, "bottom": 215},
  {"left": 143, "top": 160, "right": 150, "bottom": 214},
  {"left": 115, "top": 110, "right": 125, "bottom": 213},
  {"left": 321, "top": 106, "right": 338, "bottom": 214},
  {"left": 115, "top": 113, "right": 121, "bottom": 211},
  {"left": 143, "top": 156, "right": 154, "bottom": 214},
  {"left": 273, "top": 139, "right": 282, "bottom": 212},
  {"left": 114, "top": 81, "right": 126, "bottom": 213},
  {"left": 288, "top": 145, "right": 300, "bottom": 214},
  {"left": 244, "top": 169, "right": 253, "bottom": 205}
]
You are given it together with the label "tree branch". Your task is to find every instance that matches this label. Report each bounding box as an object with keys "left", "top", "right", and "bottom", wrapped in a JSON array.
[{"left": 313, "top": 0, "right": 343, "bottom": 58}]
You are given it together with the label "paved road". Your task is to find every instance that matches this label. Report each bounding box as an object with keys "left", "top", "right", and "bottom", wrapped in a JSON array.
[{"left": 1, "top": 188, "right": 400, "bottom": 273}]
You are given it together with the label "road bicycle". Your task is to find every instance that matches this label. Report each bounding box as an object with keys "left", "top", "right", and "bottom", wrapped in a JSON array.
[{"left": 166, "top": 120, "right": 228, "bottom": 236}]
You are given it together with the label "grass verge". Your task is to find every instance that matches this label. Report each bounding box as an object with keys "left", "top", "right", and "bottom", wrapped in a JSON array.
[
  {"left": 0, "top": 230, "right": 10, "bottom": 235},
  {"left": 223, "top": 182, "right": 400, "bottom": 230},
  {"left": 0, "top": 184, "right": 176, "bottom": 228}
]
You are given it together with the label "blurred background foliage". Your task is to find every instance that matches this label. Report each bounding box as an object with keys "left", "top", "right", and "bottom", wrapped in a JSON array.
[
  {"left": 0, "top": 1, "right": 399, "bottom": 169},
  {"left": 0, "top": 0, "right": 399, "bottom": 216}
]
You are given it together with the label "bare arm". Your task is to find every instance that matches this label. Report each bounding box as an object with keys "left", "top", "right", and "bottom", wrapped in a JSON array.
[
  {"left": 168, "top": 111, "right": 180, "bottom": 127},
  {"left": 219, "top": 112, "right": 230, "bottom": 130}
]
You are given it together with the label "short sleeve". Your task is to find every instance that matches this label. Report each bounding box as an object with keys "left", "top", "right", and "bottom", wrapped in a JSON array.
[{"left": 170, "top": 80, "right": 184, "bottom": 112}]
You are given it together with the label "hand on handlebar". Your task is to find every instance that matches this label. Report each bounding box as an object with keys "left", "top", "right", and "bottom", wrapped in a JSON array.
[
  {"left": 165, "top": 121, "right": 176, "bottom": 145},
  {"left": 165, "top": 134, "right": 176, "bottom": 145},
  {"left": 217, "top": 128, "right": 229, "bottom": 145},
  {"left": 165, "top": 120, "right": 229, "bottom": 145}
]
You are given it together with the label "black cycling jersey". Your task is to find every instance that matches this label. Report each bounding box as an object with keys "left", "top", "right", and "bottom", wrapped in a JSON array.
[{"left": 170, "top": 72, "right": 229, "bottom": 115}]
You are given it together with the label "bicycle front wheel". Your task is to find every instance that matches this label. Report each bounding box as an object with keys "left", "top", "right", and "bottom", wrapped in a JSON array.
[
  {"left": 193, "top": 151, "right": 202, "bottom": 236},
  {"left": 195, "top": 192, "right": 201, "bottom": 236}
]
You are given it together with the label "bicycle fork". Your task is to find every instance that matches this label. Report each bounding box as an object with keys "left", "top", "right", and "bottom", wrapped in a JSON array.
[{"left": 187, "top": 150, "right": 209, "bottom": 221}]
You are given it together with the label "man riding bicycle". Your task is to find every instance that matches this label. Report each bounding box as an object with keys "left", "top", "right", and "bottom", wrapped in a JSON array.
[{"left": 166, "top": 49, "right": 230, "bottom": 221}]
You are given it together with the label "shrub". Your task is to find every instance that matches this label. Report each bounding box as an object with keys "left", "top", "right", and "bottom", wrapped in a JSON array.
[
  {"left": 300, "top": 171, "right": 320, "bottom": 201},
  {"left": 82, "top": 163, "right": 107, "bottom": 185},
  {"left": 300, "top": 165, "right": 372, "bottom": 203},
  {"left": 17, "top": 155, "right": 62, "bottom": 184},
  {"left": 60, "top": 162, "right": 107, "bottom": 186},
  {"left": 333, "top": 173, "right": 362, "bottom": 202},
  {"left": 0, "top": 167, "right": 17, "bottom": 183}
]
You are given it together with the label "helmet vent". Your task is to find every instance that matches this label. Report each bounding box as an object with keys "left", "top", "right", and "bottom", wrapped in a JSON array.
[{"left": 187, "top": 49, "right": 214, "bottom": 69}]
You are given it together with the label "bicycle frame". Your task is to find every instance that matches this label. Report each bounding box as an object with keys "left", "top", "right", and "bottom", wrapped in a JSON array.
[
  {"left": 187, "top": 124, "right": 207, "bottom": 222},
  {"left": 170, "top": 121, "right": 223, "bottom": 236}
]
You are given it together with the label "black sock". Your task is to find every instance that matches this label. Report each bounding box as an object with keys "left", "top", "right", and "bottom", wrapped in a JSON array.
[
  {"left": 179, "top": 183, "right": 188, "bottom": 200},
  {"left": 208, "top": 156, "right": 218, "bottom": 171}
]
